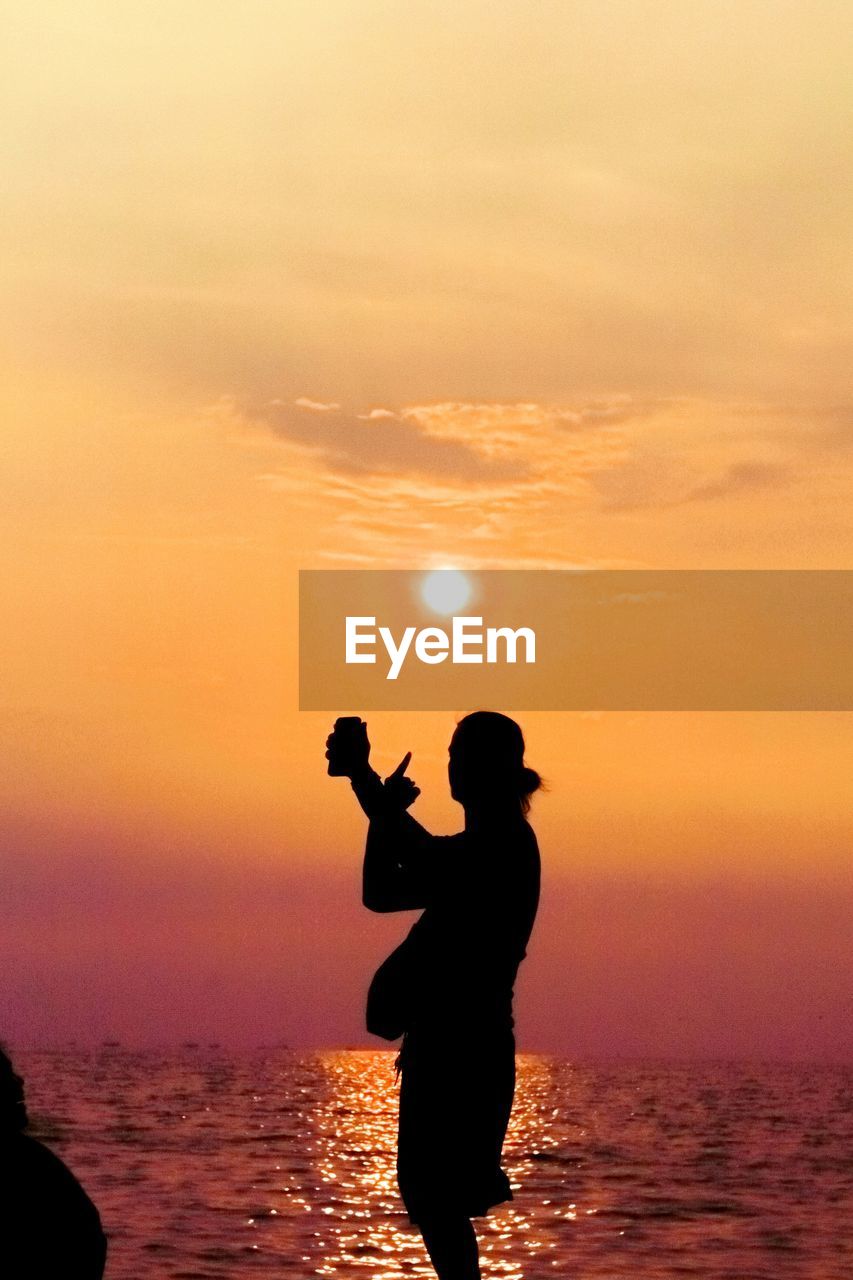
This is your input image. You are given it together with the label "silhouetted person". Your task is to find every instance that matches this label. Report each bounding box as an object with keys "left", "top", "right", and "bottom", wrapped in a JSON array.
[
  {"left": 327, "top": 711, "right": 542, "bottom": 1280},
  {"left": 0, "top": 1047, "right": 107, "bottom": 1279}
]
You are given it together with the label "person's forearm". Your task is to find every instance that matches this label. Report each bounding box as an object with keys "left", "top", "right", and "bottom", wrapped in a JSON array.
[
  {"left": 350, "top": 766, "right": 428, "bottom": 848},
  {"left": 360, "top": 783, "right": 430, "bottom": 910},
  {"left": 349, "top": 765, "right": 387, "bottom": 819}
]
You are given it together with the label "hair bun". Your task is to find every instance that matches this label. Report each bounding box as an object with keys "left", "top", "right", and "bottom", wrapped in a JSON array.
[{"left": 520, "top": 765, "right": 542, "bottom": 797}]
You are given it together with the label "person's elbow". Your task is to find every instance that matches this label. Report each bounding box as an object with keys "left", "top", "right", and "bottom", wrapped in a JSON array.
[{"left": 362, "top": 886, "right": 397, "bottom": 913}]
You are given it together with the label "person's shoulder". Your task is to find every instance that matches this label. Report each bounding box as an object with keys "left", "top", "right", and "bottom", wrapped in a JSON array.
[
  {"left": 489, "top": 817, "right": 539, "bottom": 866},
  {"left": 516, "top": 818, "right": 540, "bottom": 851},
  {"left": 517, "top": 821, "right": 541, "bottom": 871}
]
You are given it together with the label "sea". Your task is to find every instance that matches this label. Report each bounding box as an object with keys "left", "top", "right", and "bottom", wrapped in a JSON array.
[{"left": 15, "top": 1048, "right": 853, "bottom": 1279}]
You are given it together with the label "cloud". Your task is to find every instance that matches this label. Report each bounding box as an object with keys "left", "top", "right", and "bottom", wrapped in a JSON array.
[
  {"left": 593, "top": 456, "right": 792, "bottom": 511},
  {"left": 685, "top": 461, "right": 791, "bottom": 503},
  {"left": 250, "top": 396, "right": 661, "bottom": 495},
  {"left": 291, "top": 397, "right": 341, "bottom": 412},
  {"left": 256, "top": 399, "right": 531, "bottom": 483},
  {"left": 393, "top": 400, "right": 649, "bottom": 479},
  {"left": 246, "top": 394, "right": 671, "bottom": 566},
  {"left": 555, "top": 398, "right": 664, "bottom": 429},
  {"left": 239, "top": 393, "right": 844, "bottom": 568}
]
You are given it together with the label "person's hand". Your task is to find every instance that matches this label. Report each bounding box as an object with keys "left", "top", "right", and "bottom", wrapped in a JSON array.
[
  {"left": 325, "top": 718, "right": 371, "bottom": 778},
  {"left": 382, "top": 752, "right": 420, "bottom": 810}
]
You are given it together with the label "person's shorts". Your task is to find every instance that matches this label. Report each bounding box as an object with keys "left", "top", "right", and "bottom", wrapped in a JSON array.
[{"left": 395, "top": 1022, "right": 516, "bottom": 1224}]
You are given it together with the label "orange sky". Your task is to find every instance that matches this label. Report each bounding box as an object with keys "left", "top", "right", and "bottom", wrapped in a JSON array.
[{"left": 1, "top": 1, "right": 852, "bottom": 1055}]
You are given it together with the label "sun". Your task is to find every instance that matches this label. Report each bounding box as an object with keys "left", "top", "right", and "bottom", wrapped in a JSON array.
[{"left": 420, "top": 568, "right": 474, "bottom": 616}]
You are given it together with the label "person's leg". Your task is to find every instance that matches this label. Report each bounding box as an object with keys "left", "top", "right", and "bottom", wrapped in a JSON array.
[{"left": 418, "top": 1213, "right": 480, "bottom": 1280}]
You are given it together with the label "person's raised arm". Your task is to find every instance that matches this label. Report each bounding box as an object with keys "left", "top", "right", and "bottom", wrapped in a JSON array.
[{"left": 326, "top": 722, "right": 437, "bottom": 912}]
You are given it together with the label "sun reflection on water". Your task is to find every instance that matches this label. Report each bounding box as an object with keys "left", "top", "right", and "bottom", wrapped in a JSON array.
[{"left": 308, "top": 1050, "right": 566, "bottom": 1278}]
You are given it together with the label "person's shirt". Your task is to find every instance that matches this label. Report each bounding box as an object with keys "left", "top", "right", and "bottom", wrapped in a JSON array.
[
  {"left": 404, "top": 817, "right": 541, "bottom": 1028},
  {"left": 354, "top": 769, "right": 541, "bottom": 1030},
  {"left": 0, "top": 1130, "right": 107, "bottom": 1279}
]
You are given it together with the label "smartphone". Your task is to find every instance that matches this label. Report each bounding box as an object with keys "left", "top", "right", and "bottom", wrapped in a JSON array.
[{"left": 327, "top": 716, "right": 367, "bottom": 776}]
